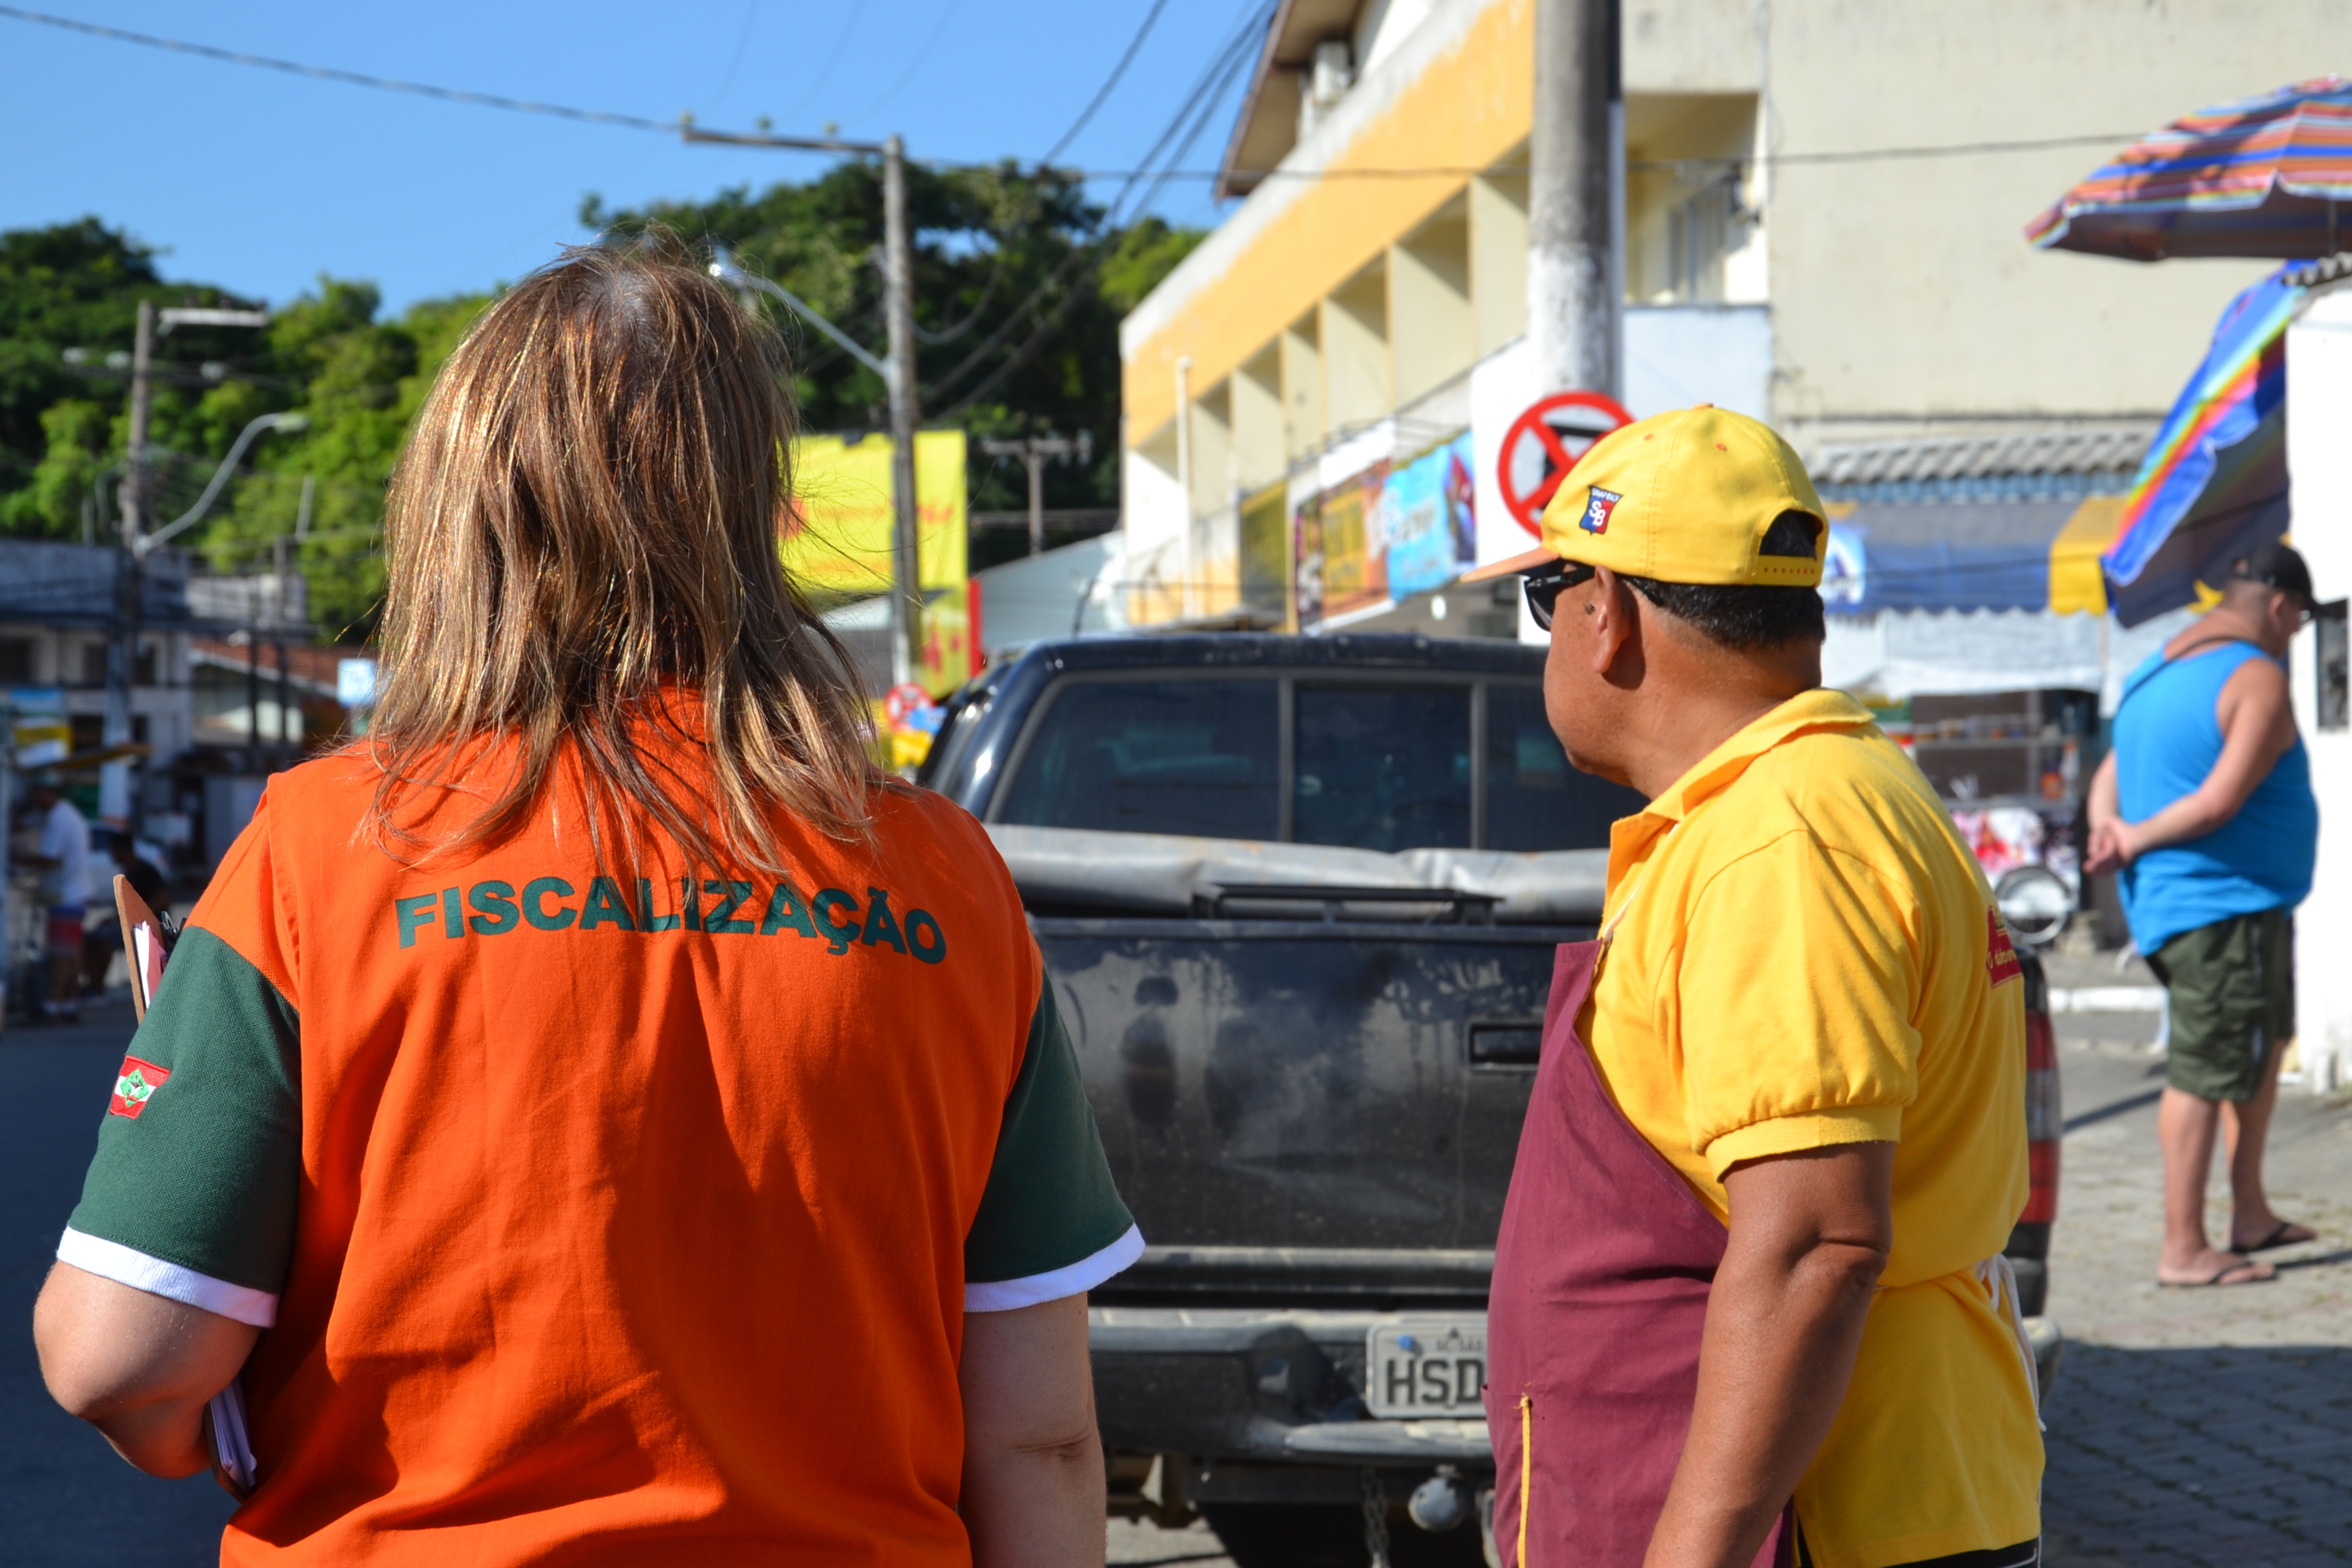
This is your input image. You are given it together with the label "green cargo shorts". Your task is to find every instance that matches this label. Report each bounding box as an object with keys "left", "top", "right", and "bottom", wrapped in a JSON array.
[{"left": 2148, "top": 907, "right": 2296, "bottom": 1103}]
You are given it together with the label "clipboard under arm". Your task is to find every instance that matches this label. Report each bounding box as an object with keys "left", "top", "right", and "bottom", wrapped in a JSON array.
[
  {"left": 110, "top": 874, "right": 255, "bottom": 1497},
  {"left": 112, "top": 872, "right": 177, "bottom": 1022}
]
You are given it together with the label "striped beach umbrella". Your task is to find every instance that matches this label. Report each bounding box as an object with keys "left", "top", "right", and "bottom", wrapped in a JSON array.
[
  {"left": 2027, "top": 76, "right": 2352, "bottom": 260},
  {"left": 2100, "top": 267, "right": 2298, "bottom": 625}
]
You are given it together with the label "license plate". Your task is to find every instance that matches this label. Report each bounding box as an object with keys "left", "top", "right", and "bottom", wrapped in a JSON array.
[{"left": 1365, "top": 1316, "right": 1487, "bottom": 1418}]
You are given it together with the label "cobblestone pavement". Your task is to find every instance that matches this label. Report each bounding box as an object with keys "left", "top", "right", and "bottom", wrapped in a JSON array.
[{"left": 2038, "top": 949, "right": 2352, "bottom": 1567}]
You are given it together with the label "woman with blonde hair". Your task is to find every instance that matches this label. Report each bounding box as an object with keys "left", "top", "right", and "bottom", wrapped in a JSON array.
[{"left": 35, "top": 240, "right": 1137, "bottom": 1567}]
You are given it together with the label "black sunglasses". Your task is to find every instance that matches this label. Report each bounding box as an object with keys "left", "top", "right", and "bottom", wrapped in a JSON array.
[{"left": 1522, "top": 561, "right": 1598, "bottom": 630}]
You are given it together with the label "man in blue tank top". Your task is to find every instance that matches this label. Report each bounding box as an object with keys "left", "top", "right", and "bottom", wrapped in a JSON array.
[{"left": 2087, "top": 542, "right": 2319, "bottom": 1288}]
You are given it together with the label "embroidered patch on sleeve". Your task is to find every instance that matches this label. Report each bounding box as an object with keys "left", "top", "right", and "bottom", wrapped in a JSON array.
[
  {"left": 108, "top": 1056, "right": 172, "bottom": 1119},
  {"left": 1985, "top": 909, "right": 2023, "bottom": 988}
]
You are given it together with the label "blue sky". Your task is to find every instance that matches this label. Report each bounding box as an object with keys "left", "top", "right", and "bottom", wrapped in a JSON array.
[{"left": 0, "top": 0, "right": 1263, "bottom": 312}]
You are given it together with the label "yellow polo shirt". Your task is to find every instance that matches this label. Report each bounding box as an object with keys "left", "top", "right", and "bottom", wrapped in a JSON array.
[{"left": 1586, "top": 689, "right": 2041, "bottom": 1568}]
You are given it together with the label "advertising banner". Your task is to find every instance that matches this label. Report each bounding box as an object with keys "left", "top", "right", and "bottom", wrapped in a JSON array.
[
  {"left": 917, "top": 583, "right": 977, "bottom": 699},
  {"left": 1381, "top": 436, "right": 1478, "bottom": 600},
  {"left": 10, "top": 687, "right": 67, "bottom": 768},
  {"left": 780, "top": 430, "right": 968, "bottom": 598},
  {"left": 1293, "top": 433, "right": 1476, "bottom": 630}
]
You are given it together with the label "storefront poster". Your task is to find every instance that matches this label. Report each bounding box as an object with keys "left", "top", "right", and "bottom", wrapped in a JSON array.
[
  {"left": 1292, "top": 491, "right": 1325, "bottom": 626},
  {"left": 916, "top": 583, "right": 977, "bottom": 699},
  {"left": 1294, "top": 434, "right": 1477, "bottom": 628},
  {"left": 1379, "top": 436, "right": 1477, "bottom": 600},
  {"left": 1316, "top": 467, "right": 1387, "bottom": 621}
]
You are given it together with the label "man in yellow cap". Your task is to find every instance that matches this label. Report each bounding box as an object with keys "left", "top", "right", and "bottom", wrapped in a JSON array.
[{"left": 1475, "top": 406, "right": 2044, "bottom": 1568}]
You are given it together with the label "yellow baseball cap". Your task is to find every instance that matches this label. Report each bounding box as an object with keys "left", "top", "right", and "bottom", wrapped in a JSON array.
[{"left": 1467, "top": 405, "right": 1827, "bottom": 588}]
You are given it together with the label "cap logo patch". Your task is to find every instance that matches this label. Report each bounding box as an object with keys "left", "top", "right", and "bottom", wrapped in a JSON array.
[
  {"left": 1580, "top": 487, "right": 1623, "bottom": 535},
  {"left": 109, "top": 1056, "right": 172, "bottom": 1119}
]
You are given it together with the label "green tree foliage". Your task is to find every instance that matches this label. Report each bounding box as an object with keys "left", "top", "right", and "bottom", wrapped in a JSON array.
[
  {"left": 589, "top": 161, "right": 1200, "bottom": 562},
  {"left": 1, "top": 176, "right": 1201, "bottom": 630},
  {"left": 0, "top": 218, "right": 485, "bottom": 640},
  {"left": 193, "top": 280, "right": 489, "bottom": 640},
  {"left": 0, "top": 218, "right": 248, "bottom": 537}
]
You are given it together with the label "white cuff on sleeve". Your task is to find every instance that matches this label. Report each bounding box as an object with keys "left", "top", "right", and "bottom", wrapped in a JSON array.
[
  {"left": 964, "top": 1224, "right": 1145, "bottom": 1313},
  {"left": 57, "top": 1227, "right": 278, "bottom": 1328}
]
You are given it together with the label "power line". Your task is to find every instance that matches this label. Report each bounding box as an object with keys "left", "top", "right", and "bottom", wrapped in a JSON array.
[
  {"left": 777, "top": 0, "right": 867, "bottom": 123},
  {"left": 703, "top": 0, "right": 762, "bottom": 115},
  {"left": 1075, "top": 131, "right": 2153, "bottom": 182},
  {"left": 1041, "top": 0, "right": 1174, "bottom": 166},
  {"left": 0, "top": 3, "right": 678, "bottom": 133},
  {"left": 0, "top": 5, "right": 2151, "bottom": 182},
  {"left": 923, "top": 3, "right": 1272, "bottom": 407},
  {"left": 842, "top": 0, "right": 966, "bottom": 125},
  {"left": 934, "top": 12, "right": 1266, "bottom": 416}
]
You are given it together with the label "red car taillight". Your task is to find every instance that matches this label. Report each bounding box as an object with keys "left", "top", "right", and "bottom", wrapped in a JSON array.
[{"left": 2021, "top": 1009, "right": 2061, "bottom": 1224}]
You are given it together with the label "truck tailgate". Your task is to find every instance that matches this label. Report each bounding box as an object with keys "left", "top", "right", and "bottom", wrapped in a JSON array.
[{"left": 1036, "top": 916, "right": 1579, "bottom": 1268}]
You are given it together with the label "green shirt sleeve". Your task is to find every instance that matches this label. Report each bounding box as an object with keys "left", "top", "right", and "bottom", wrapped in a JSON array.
[
  {"left": 66, "top": 926, "right": 302, "bottom": 1294},
  {"left": 963, "top": 975, "right": 1137, "bottom": 1297}
]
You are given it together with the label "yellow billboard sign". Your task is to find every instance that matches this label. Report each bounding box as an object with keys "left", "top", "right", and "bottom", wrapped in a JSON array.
[{"left": 780, "top": 430, "right": 967, "bottom": 597}]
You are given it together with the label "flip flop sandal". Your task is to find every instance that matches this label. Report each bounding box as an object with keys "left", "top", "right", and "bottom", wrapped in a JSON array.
[
  {"left": 2234, "top": 1222, "right": 2317, "bottom": 1253},
  {"left": 2158, "top": 1256, "right": 2275, "bottom": 1288}
]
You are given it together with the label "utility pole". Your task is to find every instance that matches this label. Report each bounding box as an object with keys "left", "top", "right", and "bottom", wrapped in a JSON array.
[
  {"left": 101, "top": 300, "right": 157, "bottom": 826},
  {"left": 272, "top": 534, "right": 292, "bottom": 765},
  {"left": 277, "top": 474, "right": 310, "bottom": 768},
  {"left": 979, "top": 432, "right": 1090, "bottom": 556},
  {"left": 1528, "top": 0, "right": 1621, "bottom": 399},
  {"left": 102, "top": 305, "right": 274, "bottom": 819},
  {"left": 685, "top": 122, "right": 922, "bottom": 686},
  {"left": 881, "top": 137, "right": 924, "bottom": 685}
]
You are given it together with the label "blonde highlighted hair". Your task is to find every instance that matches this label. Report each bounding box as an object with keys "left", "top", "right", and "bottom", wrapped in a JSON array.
[{"left": 368, "top": 235, "right": 876, "bottom": 868}]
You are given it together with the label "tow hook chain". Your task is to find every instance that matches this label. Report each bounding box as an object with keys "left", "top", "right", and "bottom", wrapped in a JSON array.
[{"left": 1360, "top": 1466, "right": 1393, "bottom": 1568}]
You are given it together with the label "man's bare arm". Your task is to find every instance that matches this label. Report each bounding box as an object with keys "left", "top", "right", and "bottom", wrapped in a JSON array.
[
  {"left": 33, "top": 1261, "right": 259, "bottom": 1477},
  {"left": 2112, "top": 657, "right": 2296, "bottom": 861},
  {"left": 1644, "top": 1142, "right": 1895, "bottom": 1568},
  {"left": 960, "top": 1294, "right": 1105, "bottom": 1568},
  {"left": 2083, "top": 752, "right": 2126, "bottom": 875}
]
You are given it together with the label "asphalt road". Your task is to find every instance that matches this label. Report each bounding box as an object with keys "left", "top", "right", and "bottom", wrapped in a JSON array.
[
  {"left": 0, "top": 994, "right": 236, "bottom": 1566},
  {"left": 12, "top": 963, "right": 2349, "bottom": 1567}
]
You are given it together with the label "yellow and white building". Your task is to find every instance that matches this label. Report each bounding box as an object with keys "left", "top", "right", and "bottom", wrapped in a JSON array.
[{"left": 1116, "top": 0, "right": 2334, "bottom": 631}]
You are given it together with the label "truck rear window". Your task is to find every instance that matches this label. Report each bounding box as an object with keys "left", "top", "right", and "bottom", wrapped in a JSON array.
[
  {"left": 1294, "top": 685, "right": 1472, "bottom": 851},
  {"left": 995, "top": 680, "right": 1281, "bottom": 839},
  {"left": 1485, "top": 684, "right": 1646, "bottom": 850}
]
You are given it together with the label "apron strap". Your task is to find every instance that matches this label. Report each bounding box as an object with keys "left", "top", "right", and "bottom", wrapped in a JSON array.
[
  {"left": 1599, "top": 823, "right": 1680, "bottom": 950},
  {"left": 1972, "top": 1254, "right": 2046, "bottom": 1432}
]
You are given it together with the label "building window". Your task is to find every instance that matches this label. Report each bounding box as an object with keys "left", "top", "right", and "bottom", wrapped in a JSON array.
[
  {"left": 82, "top": 642, "right": 110, "bottom": 687},
  {"left": 1667, "top": 180, "right": 1735, "bottom": 302},
  {"left": 2319, "top": 600, "right": 2348, "bottom": 732},
  {"left": 0, "top": 636, "right": 31, "bottom": 683}
]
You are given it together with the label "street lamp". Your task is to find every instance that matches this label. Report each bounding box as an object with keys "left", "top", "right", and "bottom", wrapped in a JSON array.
[
  {"left": 136, "top": 410, "right": 308, "bottom": 555},
  {"left": 708, "top": 249, "right": 889, "bottom": 380},
  {"left": 708, "top": 244, "right": 922, "bottom": 686},
  {"left": 687, "top": 126, "right": 922, "bottom": 687}
]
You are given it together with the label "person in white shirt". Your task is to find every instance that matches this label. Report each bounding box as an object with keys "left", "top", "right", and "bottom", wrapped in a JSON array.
[{"left": 16, "top": 779, "right": 93, "bottom": 1021}]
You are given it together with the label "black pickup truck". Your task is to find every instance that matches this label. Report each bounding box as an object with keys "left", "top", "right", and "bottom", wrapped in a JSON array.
[{"left": 919, "top": 633, "right": 2059, "bottom": 1568}]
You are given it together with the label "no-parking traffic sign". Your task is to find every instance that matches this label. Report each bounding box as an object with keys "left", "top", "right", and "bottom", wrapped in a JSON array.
[{"left": 1497, "top": 391, "right": 1635, "bottom": 537}]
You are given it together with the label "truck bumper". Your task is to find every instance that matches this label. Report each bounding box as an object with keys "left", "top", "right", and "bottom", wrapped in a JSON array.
[
  {"left": 1090, "top": 1306, "right": 1494, "bottom": 1477},
  {"left": 1090, "top": 1303, "right": 2067, "bottom": 1486}
]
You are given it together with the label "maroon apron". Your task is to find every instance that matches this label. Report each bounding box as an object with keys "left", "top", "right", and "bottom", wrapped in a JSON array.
[{"left": 1484, "top": 935, "right": 1793, "bottom": 1568}]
